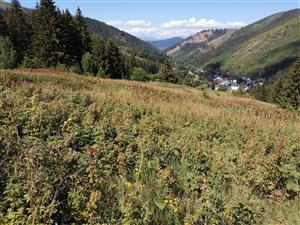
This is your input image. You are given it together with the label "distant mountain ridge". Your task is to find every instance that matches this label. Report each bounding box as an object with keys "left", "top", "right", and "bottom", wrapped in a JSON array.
[
  {"left": 169, "top": 8, "right": 300, "bottom": 79},
  {"left": 148, "top": 37, "right": 184, "bottom": 50},
  {"left": 204, "top": 8, "right": 300, "bottom": 78},
  {"left": 167, "top": 29, "right": 234, "bottom": 66}
]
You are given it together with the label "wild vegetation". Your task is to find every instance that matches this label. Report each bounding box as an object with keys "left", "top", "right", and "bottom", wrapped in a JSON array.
[
  {"left": 0, "top": 1, "right": 299, "bottom": 223},
  {"left": 0, "top": 0, "right": 298, "bottom": 110},
  {"left": 0, "top": 68, "right": 299, "bottom": 224}
]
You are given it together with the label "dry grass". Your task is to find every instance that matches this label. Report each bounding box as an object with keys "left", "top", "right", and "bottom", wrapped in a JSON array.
[
  {"left": 0, "top": 68, "right": 299, "bottom": 224},
  {"left": 3, "top": 68, "right": 297, "bottom": 125}
]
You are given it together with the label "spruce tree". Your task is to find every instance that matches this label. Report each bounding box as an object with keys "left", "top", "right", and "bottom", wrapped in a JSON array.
[
  {"left": 274, "top": 60, "right": 300, "bottom": 110},
  {"left": 6, "top": 0, "right": 31, "bottom": 64},
  {"left": 32, "top": 0, "right": 62, "bottom": 67},
  {"left": 91, "top": 35, "right": 107, "bottom": 75},
  {"left": 60, "top": 9, "right": 77, "bottom": 65},
  {"left": 130, "top": 54, "right": 137, "bottom": 68},
  {"left": 106, "top": 40, "right": 124, "bottom": 79},
  {"left": 0, "top": 13, "right": 8, "bottom": 37},
  {"left": 160, "top": 58, "right": 175, "bottom": 83},
  {"left": 0, "top": 36, "right": 16, "bottom": 69},
  {"left": 74, "top": 7, "right": 90, "bottom": 61}
]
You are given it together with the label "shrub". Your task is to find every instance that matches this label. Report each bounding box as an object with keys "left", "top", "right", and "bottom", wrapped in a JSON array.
[
  {"left": 178, "top": 75, "right": 203, "bottom": 87},
  {"left": 96, "top": 68, "right": 107, "bottom": 78},
  {"left": 21, "top": 56, "right": 45, "bottom": 68},
  {"left": 69, "top": 65, "right": 82, "bottom": 74},
  {"left": 218, "top": 85, "right": 228, "bottom": 92},
  {"left": 130, "top": 67, "right": 148, "bottom": 81},
  {"left": 148, "top": 73, "right": 163, "bottom": 81},
  {"left": 56, "top": 63, "right": 68, "bottom": 71}
]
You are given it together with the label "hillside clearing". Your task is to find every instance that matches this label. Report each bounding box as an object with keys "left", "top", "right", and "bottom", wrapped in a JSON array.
[{"left": 0, "top": 69, "right": 299, "bottom": 224}]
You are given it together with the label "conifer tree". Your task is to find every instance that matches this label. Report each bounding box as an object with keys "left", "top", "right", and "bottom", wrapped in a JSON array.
[
  {"left": 6, "top": 0, "right": 31, "bottom": 64},
  {"left": 0, "top": 13, "right": 8, "bottom": 37},
  {"left": 32, "top": 0, "right": 62, "bottom": 67},
  {"left": 74, "top": 7, "right": 90, "bottom": 60},
  {"left": 160, "top": 58, "right": 175, "bottom": 83},
  {"left": 130, "top": 54, "right": 137, "bottom": 68},
  {"left": 0, "top": 36, "right": 16, "bottom": 68},
  {"left": 60, "top": 9, "right": 77, "bottom": 65},
  {"left": 91, "top": 35, "right": 107, "bottom": 75},
  {"left": 106, "top": 40, "right": 124, "bottom": 79},
  {"left": 274, "top": 60, "right": 300, "bottom": 110}
]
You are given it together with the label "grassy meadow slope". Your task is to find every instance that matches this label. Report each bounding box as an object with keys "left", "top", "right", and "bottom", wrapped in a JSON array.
[{"left": 0, "top": 69, "right": 299, "bottom": 224}]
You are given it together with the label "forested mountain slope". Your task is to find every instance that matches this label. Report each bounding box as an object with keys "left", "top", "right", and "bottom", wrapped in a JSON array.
[
  {"left": 85, "top": 17, "right": 164, "bottom": 62},
  {"left": 206, "top": 8, "right": 300, "bottom": 78},
  {"left": 0, "top": 0, "right": 165, "bottom": 73},
  {"left": 169, "top": 9, "right": 300, "bottom": 78},
  {"left": 167, "top": 29, "right": 234, "bottom": 67}
]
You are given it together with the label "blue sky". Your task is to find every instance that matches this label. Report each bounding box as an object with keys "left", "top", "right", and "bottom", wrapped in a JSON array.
[{"left": 16, "top": 0, "right": 300, "bottom": 39}]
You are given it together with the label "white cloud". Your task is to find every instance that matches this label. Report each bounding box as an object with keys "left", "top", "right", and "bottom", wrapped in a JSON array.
[
  {"left": 161, "top": 18, "right": 245, "bottom": 29},
  {"left": 105, "top": 18, "right": 246, "bottom": 39},
  {"left": 106, "top": 19, "right": 152, "bottom": 27},
  {"left": 106, "top": 20, "right": 124, "bottom": 26},
  {"left": 125, "top": 20, "right": 152, "bottom": 27}
]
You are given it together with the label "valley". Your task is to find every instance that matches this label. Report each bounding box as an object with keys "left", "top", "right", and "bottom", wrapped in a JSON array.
[
  {"left": 167, "top": 9, "right": 300, "bottom": 81},
  {"left": 0, "top": 0, "right": 299, "bottom": 224}
]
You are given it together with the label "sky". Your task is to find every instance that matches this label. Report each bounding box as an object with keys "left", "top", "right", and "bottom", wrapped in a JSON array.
[{"left": 15, "top": 0, "right": 300, "bottom": 39}]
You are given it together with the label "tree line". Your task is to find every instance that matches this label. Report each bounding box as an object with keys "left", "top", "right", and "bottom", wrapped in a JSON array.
[
  {"left": 0, "top": 0, "right": 175, "bottom": 81},
  {"left": 250, "top": 60, "right": 300, "bottom": 111}
]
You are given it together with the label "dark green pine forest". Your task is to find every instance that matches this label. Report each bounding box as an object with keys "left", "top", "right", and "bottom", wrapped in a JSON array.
[{"left": 0, "top": 0, "right": 168, "bottom": 79}]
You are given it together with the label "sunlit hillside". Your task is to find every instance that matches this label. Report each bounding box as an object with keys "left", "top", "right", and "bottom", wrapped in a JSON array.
[
  {"left": 169, "top": 9, "right": 300, "bottom": 79},
  {"left": 0, "top": 69, "right": 299, "bottom": 224}
]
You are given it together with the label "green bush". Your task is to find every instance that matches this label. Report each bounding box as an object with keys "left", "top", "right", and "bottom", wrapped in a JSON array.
[
  {"left": 130, "top": 67, "right": 148, "bottom": 81},
  {"left": 69, "top": 65, "right": 82, "bottom": 74},
  {"left": 148, "top": 73, "right": 163, "bottom": 81},
  {"left": 56, "top": 63, "right": 68, "bottom": 71},
  {"left": 96, "top": 68, "right": 107, "bottom": 78},
  {"left": 218, "top": 85, "right": 228, "bottom": 92}
]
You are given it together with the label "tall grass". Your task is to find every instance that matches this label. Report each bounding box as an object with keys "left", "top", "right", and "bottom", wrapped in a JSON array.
[{"left": 0, "top": 69, "right": 299, "bottom": 224}]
